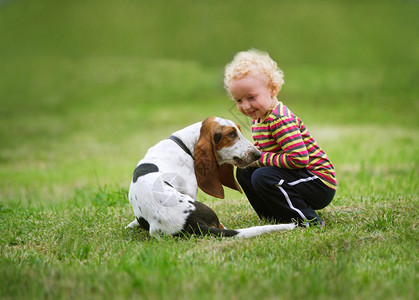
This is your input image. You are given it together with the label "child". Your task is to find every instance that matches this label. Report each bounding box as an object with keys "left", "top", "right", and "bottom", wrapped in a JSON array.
[{"left": 224, "top": 49, "right": 337, "bottom": 227}]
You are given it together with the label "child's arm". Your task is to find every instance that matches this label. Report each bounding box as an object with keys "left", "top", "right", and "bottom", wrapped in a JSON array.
[{"left": 256, "top": 115, "right": 309, "bottom": 169}]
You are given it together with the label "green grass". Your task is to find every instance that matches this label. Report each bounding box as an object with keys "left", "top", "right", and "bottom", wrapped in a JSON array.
[{"left": 0, "top": 0, "right": 418, "bottom": 299}]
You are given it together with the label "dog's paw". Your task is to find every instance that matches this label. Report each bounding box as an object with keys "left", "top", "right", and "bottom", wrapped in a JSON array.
[{"left": 125, "top": 218, "right": 139, "bottom": 229}]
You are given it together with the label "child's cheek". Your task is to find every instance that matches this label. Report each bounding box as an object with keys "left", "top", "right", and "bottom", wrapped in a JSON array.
[{"left": 236, "top": 104, "right": 244, "bottom": 114}]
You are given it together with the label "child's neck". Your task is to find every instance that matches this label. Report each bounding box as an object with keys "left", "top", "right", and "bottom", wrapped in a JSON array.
[
  {"left": 270, "top": 98, "right": 279, "bottom": 108},
  {"left": 256, "top": 100, "right": 279, "bottom": 123}
]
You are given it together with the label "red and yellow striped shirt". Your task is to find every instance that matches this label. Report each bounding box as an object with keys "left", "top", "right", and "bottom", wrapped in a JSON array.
[{"left": 252, "top": 102, "right": 337, "bottom": 190}]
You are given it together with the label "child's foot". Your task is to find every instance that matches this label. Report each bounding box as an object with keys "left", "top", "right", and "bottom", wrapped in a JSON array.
[{"left": 302, "top": 220, "right": 325, "bottom": 229}]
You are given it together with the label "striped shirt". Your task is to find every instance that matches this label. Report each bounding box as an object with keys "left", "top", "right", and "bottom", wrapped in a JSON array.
[{"left": 252, "top": 102, "right": 337, "bottom": 190}]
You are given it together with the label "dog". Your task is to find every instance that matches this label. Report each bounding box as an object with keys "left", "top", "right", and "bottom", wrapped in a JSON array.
[{"left": 126, "top": 116, "right": 296, "bottom": 239}]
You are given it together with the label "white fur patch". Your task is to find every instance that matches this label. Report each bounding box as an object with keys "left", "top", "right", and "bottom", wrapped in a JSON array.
[{"left": 235, "top": 223, "right": 297, "bottom": 238}]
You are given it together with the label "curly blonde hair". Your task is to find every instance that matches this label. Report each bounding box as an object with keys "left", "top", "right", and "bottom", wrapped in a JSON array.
[{"left": 224, "top": 49, "right": 284, "bottom": 98}]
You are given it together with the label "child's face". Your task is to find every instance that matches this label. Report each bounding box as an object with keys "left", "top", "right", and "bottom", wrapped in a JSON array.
[{"left": 228, "top": 74, "right": 278, "bottom": 120}]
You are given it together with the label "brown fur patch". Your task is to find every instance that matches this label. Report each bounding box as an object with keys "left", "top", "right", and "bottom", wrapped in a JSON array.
[
  {"left": 194, "top": 117, "right": 242, "bottom": 199},
  {"left": 215, "top": 125, "right": 239, "bottom": 150}
]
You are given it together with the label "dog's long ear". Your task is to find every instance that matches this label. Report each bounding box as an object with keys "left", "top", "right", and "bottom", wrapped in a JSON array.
[
  {"left": 218, "top": 164, "right": 242, "bottom": 193},
  {"left": 194, "top": 118, "right": 225, "bottom": 199},
  {"left": 217, "top": 122, "right": 242, "bottom": 193}
]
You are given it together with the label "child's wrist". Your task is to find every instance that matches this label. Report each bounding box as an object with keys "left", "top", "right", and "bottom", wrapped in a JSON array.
[{"left": 258, "top": 152, "right": 267, "bottom": 167}]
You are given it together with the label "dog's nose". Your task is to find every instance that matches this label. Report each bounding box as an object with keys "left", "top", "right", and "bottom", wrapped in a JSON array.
[{"left": 253, "top": 150, "right": 262, "bottom": 160}]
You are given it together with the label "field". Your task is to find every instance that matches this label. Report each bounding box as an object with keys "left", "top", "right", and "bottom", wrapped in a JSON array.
[{"left": 0, "top": 0, "right": 418, "bottom": 299}]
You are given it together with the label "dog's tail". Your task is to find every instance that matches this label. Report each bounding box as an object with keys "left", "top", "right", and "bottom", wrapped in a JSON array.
[{"left": 196, "top": 223, "right": 296, "bottom": 238}]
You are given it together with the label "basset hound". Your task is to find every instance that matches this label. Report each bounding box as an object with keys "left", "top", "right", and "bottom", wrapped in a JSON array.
[{"left": 126, "top": 116, "right": 296, "bottom": 239}]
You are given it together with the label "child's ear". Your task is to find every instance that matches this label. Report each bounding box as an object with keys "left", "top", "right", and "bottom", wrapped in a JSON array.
[{"left": 270, "top": 84, "right": 280, "bottom": 97}]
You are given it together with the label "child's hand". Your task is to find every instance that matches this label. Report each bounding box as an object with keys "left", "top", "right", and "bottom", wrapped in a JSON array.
[{"left": 250, "top": 142, "right": 261, "bottom": 167}]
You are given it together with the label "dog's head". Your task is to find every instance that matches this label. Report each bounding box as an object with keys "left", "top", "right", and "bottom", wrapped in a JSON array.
[{"left": 194, "top": 117, "right": 261, "bottom": 199}]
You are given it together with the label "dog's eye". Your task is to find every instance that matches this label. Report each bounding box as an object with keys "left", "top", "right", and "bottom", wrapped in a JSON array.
[{"left": 228, "top": 131, "right": 237, "bottom": 138}]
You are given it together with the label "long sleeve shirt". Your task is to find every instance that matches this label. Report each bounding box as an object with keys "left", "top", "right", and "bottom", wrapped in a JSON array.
[{"left": 252, "top": 102, "right": 337, "bottom": 190}]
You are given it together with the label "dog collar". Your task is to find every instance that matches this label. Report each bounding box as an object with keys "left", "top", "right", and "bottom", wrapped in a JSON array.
[{"left": 168, "top": 135, "right": 194, "bottom": 160}]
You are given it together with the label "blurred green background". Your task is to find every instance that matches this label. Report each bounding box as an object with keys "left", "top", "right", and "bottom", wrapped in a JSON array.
[
  {"left": 1, "top": 1, "right": 418, "bottom": 299},
  {"left": 0, "top": 0, "right": 418, "bottom": 206}
]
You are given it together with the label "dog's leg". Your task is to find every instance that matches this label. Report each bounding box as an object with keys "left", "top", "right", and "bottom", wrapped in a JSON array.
[
  {"left": 125, "top": 218, "right": 140, "bottom": 229},
  {"left": 182, "top": 201, "right": 296, "bottom": 237},
  {"left": 181, "top": 201, "right": 234, "bottom": 236},
  {"left": 149, "top": 224, "right": 163, "bottom": 241}
]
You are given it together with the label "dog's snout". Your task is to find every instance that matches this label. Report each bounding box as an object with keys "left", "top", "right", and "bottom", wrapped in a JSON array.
[{"left": 253, "top": 151, "right": 262, "bottom": 160}]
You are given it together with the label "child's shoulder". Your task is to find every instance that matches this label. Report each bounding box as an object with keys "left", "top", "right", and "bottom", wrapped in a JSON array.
[
  {"left": 252, "top": 102, "right": 297, "bottom": 129},
  {"left": 262, "top": 102, "right": 301, "bottom": 131},
  {"left": 270, "top": 102, "right": 294, "bottom": 120}
]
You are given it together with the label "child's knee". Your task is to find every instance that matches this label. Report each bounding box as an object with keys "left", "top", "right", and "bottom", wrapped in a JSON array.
[
  {"left": 250, "top": 168, "right": 272, "bottom": 190},
  {"left": 236, "top": 167, "right": 254, "bottom": 184}
]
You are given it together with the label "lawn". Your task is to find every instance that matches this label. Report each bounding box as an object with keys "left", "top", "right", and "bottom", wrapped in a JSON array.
[{"left": 0, "top": 0, "right": 418, "bottom": 299}]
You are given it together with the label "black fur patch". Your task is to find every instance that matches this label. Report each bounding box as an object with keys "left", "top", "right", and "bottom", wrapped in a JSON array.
[
  {"left": 164, "top": 181, "right": 173, "bottom": 187},
  {"left": 132, "top": 163, "right": 159, "bottom": 183},
  {"left": 136, "top": 217, "right": 150, "bottom": 231},
  {"left": 180, "top": 201, "right": 239, "bottom": 237},
  {"left": 213, "top": 132, "right": 222, "bottom": 144}
]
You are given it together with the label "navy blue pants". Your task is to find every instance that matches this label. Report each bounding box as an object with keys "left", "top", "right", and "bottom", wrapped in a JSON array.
[{"left": 236, "top": 166, "right": 335, "bottom": 226}]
